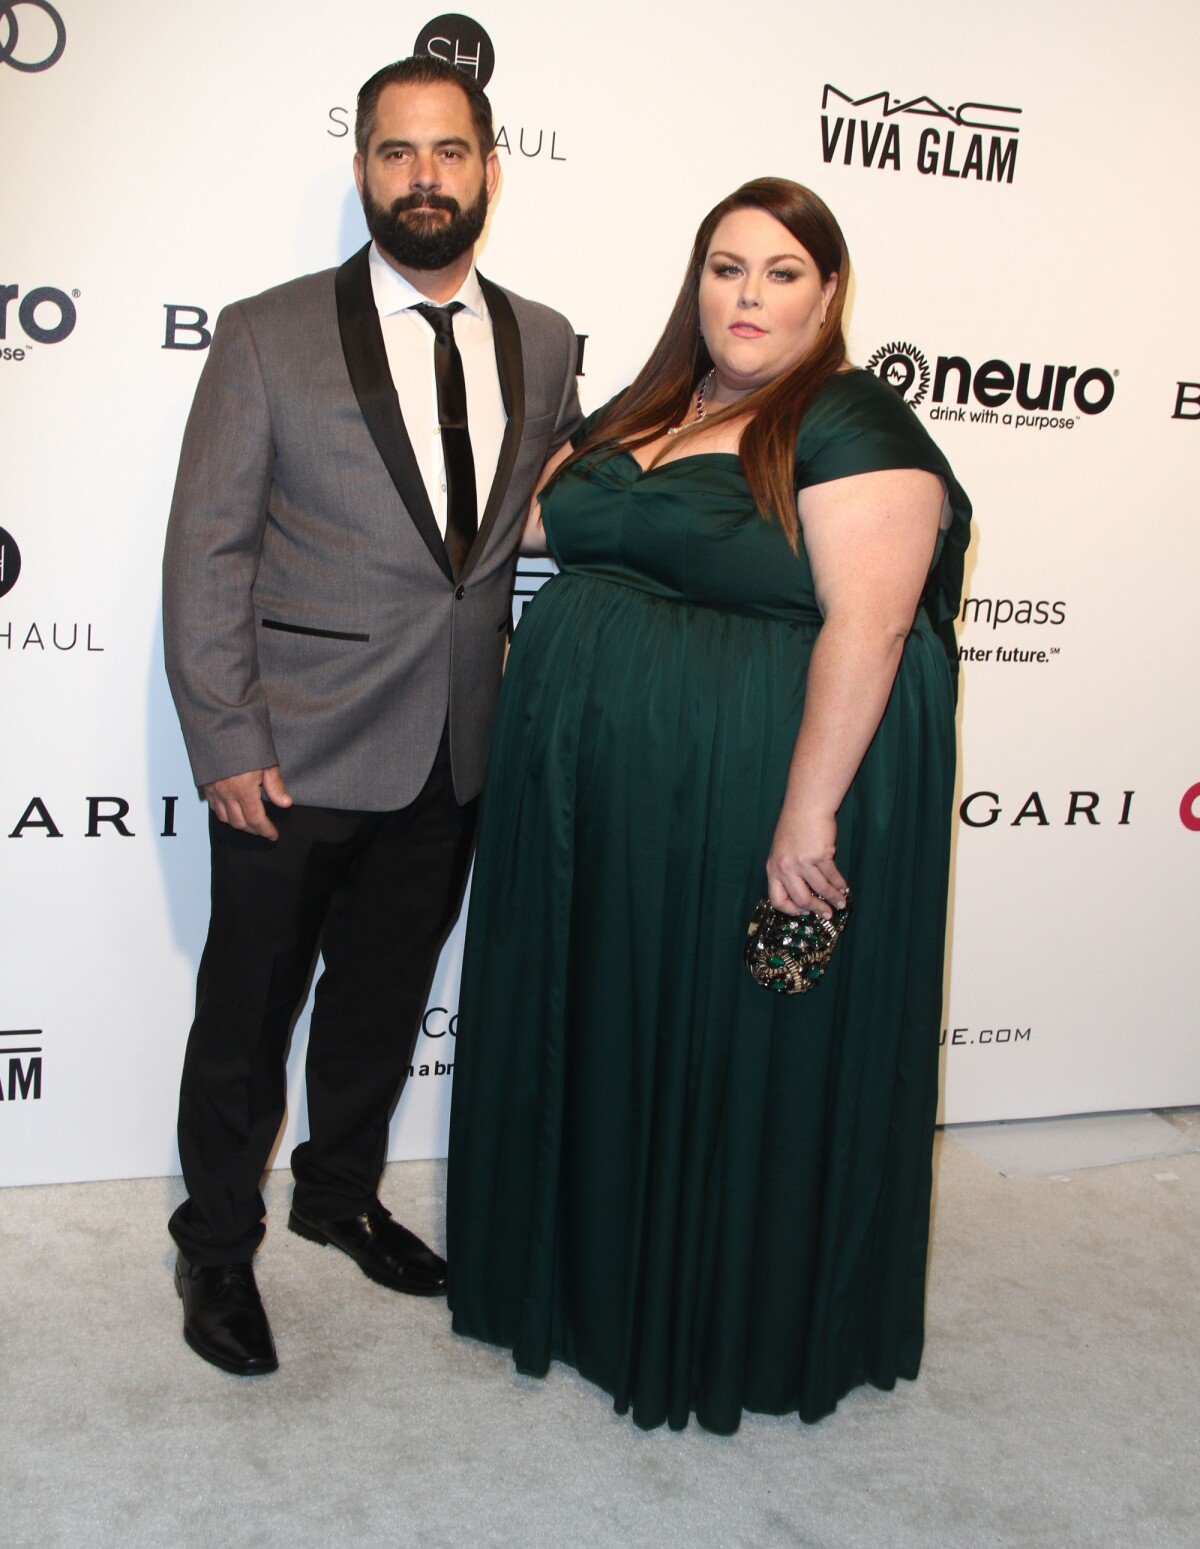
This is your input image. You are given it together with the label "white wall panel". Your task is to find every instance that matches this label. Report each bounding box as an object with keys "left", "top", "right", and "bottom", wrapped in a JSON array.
[{"left": 1, "top": 0, "right": 1197, "bottom": 1184}]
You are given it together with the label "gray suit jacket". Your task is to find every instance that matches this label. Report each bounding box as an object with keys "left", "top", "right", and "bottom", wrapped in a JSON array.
[{"left": 163, "top": 243, "right": 581, "bottom": 809}]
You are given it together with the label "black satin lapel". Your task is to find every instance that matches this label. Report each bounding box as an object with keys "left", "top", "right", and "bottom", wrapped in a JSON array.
[
  {"left": 460, "top": 276, "right": 526, "bottom": 583},
  {"left": 335, "top": 245, "right": 453, "bottom": 584}
]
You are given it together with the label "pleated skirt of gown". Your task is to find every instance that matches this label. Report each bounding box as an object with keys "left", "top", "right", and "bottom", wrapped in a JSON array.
[{"left": 446, "top": 570, "right": 955, "bottom": 1432}]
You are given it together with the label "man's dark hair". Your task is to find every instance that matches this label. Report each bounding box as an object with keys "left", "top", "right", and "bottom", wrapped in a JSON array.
[{"left": 355, "top": 56, "right": 495, "bottom": 160}]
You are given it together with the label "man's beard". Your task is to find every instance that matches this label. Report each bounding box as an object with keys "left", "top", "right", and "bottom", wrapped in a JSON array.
[{"left": 361, "top": 179, "right": 489, "bottom": 270}]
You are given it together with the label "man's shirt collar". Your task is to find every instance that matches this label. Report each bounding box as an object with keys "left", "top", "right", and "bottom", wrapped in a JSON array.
[{"left": 368, "top": 242, "right": 487, "bottom": 321}]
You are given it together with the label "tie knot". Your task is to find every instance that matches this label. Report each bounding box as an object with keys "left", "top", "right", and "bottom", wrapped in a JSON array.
[{"left": 413, "top": 301, "right": 465, "bottom": 342}]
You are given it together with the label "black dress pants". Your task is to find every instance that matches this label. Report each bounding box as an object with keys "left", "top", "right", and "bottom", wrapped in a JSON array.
[{"left": 169, "top": 731, "right": 477, "bottom": 1264}]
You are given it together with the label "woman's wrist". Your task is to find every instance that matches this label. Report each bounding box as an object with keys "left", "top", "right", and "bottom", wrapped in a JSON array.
[{"left": 777, "top": 791, "right": 841, "bottom": 828}]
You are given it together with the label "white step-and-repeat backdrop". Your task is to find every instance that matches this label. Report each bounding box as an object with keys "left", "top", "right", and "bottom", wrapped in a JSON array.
[{"left": 2, "top": 1, "right": 1197, "bottom": 1187}]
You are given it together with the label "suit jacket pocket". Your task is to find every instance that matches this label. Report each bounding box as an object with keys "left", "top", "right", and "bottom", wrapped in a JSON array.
[{"left": 261, "top": 618, "right": 370, "bottom": 643}]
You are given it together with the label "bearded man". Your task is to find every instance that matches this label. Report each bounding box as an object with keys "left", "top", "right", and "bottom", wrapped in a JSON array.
[{"left": 162, "top": 55, "right": 581, "bottom": 1374}]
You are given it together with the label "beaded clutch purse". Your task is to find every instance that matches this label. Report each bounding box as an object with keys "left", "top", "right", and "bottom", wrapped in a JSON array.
[{"left": 744, "top": 890, "right": 852, "bottom": 995}]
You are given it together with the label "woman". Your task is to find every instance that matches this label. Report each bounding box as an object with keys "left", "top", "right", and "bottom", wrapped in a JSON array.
[{"left": 446, "top": 178, "right": 971, "bottom": 1433}]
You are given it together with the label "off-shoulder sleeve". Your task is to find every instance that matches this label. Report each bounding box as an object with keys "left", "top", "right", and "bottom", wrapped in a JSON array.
[{"left": 795, "top": 370, "right": 973, "bottom": 697}]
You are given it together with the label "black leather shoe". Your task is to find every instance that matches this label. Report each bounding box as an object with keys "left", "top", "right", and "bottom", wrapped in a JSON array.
[
  {"left": 174, "top": 1254, "right": 278, "bottom": 1376},
  {"left": 288, "top": 1201, "right": 447, "bottom": 1296}
]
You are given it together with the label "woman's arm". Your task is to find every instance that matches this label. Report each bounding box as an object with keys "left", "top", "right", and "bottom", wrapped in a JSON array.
[
  {"left": 519, "top": 441, "right": 575, "bottom": 555},
  {"left": 766, "top": 466, "right": 944, "bottom": 916}
]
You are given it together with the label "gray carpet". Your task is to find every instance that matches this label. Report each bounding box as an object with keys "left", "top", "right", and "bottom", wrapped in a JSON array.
[{"left": 2, "top": 1125, "right": 1197, "bottom": 1549}]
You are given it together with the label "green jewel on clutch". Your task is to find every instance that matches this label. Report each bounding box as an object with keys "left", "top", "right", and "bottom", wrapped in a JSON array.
[{"left": 744, "top": 890, "right": 852, "bottom": 995}]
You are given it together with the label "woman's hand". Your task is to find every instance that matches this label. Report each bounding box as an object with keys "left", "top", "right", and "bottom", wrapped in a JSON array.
[{"left": 766, "top": 806, "right": 848, "bottom": 918}]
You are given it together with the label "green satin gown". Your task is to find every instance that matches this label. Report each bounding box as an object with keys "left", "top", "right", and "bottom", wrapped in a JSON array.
[{"left": 446, "top": 368, "right": 972, "bottom": 1432}]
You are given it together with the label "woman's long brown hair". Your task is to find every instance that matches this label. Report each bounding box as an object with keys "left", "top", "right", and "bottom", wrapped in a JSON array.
[{"left": 548, "top": 177, "right": 850, "bottom": 551}]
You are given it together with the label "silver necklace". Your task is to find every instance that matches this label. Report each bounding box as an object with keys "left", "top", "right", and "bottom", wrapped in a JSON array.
[{"left": 666, "top": 369, "right": 715, "bottom": 435}]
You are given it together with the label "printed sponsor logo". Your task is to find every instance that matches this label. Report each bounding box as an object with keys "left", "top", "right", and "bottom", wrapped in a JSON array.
[
  {"left": 0, "top": 527, "right": 20, "bottom": 599},
  {"left": 0, "top": 281, "right": 79, "bottom": 359},
  {"left": 941, "top": 1025, "right": 1031, "bottom": 1049},
  {"left": 0, "top": 530, "right": 109, "bottom": 660},
  {"left": 512, "top": 558, "right": 557, "bottom": 628},
  {"left": 0, "top": 1029, "right": 42, "bottom": 1103},
  {"left": 958, "top": 790, "right": 1135, "bottom": 828},
  {"left": 328, "top": 15, "right": 566, "bottom": 162},
  {"left": 6, "top": 795, "right": 181, "bottom": 838},
  {"left": 421, "top": 1006, "right": 458, "bottom": 1038},
  {"left": 957, "top": 594, "right": 1067, "bottom": 666},
  {"left": 820, "top": 83, "right": 1020, "bottom": 183},
  {"left": 162, "top": 305, "right": 211, "bottom": 351},
  {"left": 415, "top": 12, "right": 495, "bottom": 88},
  {"left": 326, "top": 107, "right": 567, "bottom": 163},
  {"left": 0, "top": 0, "right": 65, "bottom": 73},
  {"left": 866, "top": 341, "right": 929, "bottom": 407},
  {"left": 162, "top": 305, "right": 587, "bottom": 374},
  {"left": 409, "top": 1005, "right": 457, "bottom": 1079},
  {"left": 1171, "top": 381, "right": 1200, "bottom": 420},
  {"left": 1180, "top": 783, "right": 1200, "bottom": 832},
  {"left": 0, "top": 620, "right": 105, "bottom": 654},
  {"left": 868, "top": 340, "right": 1116, "bottom": 431}
]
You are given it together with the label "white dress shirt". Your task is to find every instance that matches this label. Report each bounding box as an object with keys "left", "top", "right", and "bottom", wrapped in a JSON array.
[{"left": 368, "top": 243, "right": 507, "bottom": 539}]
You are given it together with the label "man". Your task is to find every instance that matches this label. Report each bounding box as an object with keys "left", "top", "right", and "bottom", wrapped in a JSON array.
[{"left": 162, "top": 55, "right": 581, "bottom": 1375}]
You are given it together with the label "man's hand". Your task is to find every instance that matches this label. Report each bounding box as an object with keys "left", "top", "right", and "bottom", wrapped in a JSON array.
[{"left": 203, "top": 766, "right": 293, "bottom": 840}]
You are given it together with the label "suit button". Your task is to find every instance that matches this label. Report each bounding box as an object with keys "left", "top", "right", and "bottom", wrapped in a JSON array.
[{"left": 455, "top": 584, "right": 465, "bottom": 599}]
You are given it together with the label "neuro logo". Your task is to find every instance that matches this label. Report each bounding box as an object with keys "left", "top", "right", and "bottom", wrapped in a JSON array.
[
  {"left": 865, "top": 341, "right": 929, "bottom": 408},
  {"left": 0, "top": 1, "right": 66, "bottom": 73},
  {"left": 0, "top": 527, "right": 20, "bottom": 599},
  {"left": 415, "top": 14, "right": 495, "bottom": 88},
  {"left": 0, "top": 282, "right": 78, "bottom": 345},
  {"left": 868, "top": 340, "right": 1116, "bottom": 429}
]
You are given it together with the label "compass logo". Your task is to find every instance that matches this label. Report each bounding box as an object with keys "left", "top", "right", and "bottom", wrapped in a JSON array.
[{"left": 865, "top": 341, "right": 930, "bottom": 407}]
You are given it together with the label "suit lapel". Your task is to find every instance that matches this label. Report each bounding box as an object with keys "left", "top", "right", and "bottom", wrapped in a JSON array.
[
  {"left": 335, "top": 244, "right": 454, "bottom": 584},
  {"left": 459, "top": 274, "right": 526, "bottom": 583}
]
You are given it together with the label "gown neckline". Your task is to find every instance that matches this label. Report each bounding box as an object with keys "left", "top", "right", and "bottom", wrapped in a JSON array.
[
  {"left": 616, "top": 447, "right": 743, "bottom": 479},
  {"left": 613, "top": 369, "right": 871, "bottom": 477}
]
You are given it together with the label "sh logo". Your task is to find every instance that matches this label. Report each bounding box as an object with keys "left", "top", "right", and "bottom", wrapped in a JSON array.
[{"left": 414, "top": 13, "right": 495, "bottom": 87}]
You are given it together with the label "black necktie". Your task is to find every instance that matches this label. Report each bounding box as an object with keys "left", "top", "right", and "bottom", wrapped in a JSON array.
[{"left": 412, "top": 301, "right": 477, "bottom": 580}]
